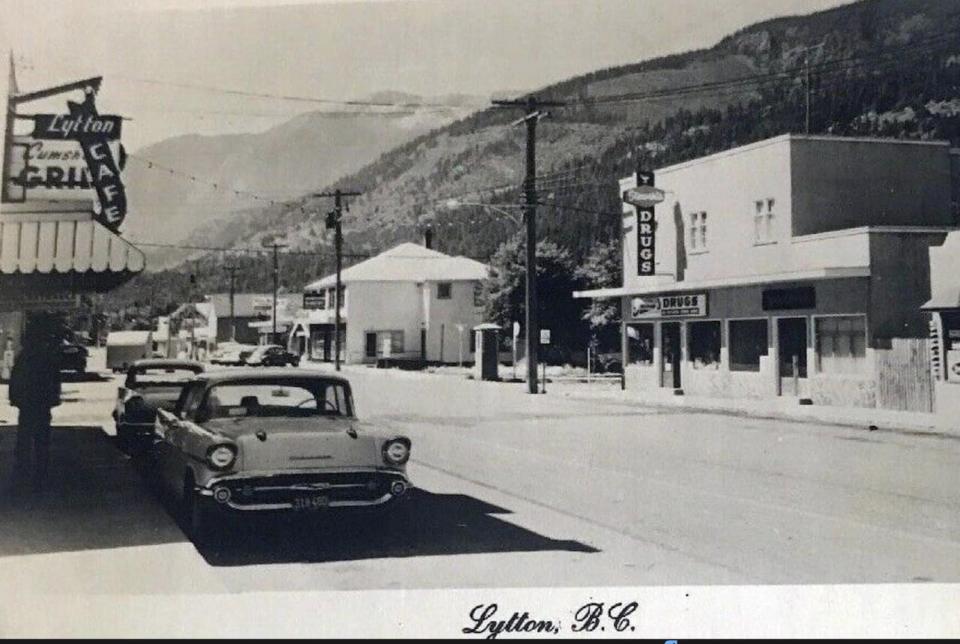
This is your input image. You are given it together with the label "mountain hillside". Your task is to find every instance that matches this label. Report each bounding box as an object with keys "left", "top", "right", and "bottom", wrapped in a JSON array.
[
  {"left": 123, "top": 98, "right": 481, "bottom": 267},
  {"left": 107, "top": 0, "right": 960, "bottom": 319}
]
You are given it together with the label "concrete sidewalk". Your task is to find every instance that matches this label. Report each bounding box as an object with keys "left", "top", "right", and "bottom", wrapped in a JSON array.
[
  {"left": 304, "top": 359, "right": 949, "bottom": 437},
  {"left": 545, "top": 382, "right": 947, "bottom": 435}
]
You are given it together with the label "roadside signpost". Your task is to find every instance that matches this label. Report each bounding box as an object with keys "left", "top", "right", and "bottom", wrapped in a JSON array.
[
  {"left": 539, "top": 329, "right": 550, "bottom": 393},
  {"left": 512, "top": 321, "right": 520, "bottom": 380}
]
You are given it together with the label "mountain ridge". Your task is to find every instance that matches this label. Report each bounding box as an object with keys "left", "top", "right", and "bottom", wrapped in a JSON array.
[{"left": 106, "top": 0, "right": 960, "bottom": 319}]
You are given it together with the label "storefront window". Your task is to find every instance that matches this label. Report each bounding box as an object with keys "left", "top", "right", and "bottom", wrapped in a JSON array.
[
  {"left": 688, "top": 321, "right": 721, "bottom": 370},
  {"left": 729, "top": 319, "right": 768, "bottom": 372},
  {"left": 816, "top": 316, "right": 866, "bottom": 374},
  {"left": 626, "top": 323, "right": 654, "bottom": 366}
]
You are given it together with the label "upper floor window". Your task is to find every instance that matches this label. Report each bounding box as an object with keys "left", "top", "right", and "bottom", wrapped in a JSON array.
[
  {"left": 754, "top": 198, "right": 776, "bottom": 243},
  {"left": 689, "top": 211, "right": 708, "bottom": 251},
  {"left": 327, "top": 286, "right": 345, "bottom": 310},
  {"left": 473, "top": 282, "right": 483, "bottom": 308},
  {"left": 437, "top": 282, "right": 452, "bottom": 300}
]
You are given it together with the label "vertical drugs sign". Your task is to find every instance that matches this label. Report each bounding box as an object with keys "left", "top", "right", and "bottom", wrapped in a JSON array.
[{"left": 622, "top": 169, "right": 664, "bottom": 277}]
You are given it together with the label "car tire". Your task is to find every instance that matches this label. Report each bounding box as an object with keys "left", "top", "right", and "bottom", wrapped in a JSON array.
[{"left": 182, "top": 477, "right": 217, "bottom": 547}]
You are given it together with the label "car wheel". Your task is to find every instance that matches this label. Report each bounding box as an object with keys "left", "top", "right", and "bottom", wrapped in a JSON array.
[{"left": 181, "top": 477, "right": 216, "bottom": 547}]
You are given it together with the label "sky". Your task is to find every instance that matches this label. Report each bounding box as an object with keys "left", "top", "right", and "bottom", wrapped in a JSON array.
[{"left": 0, "top": 0, "right": 853, "bottom": 150}]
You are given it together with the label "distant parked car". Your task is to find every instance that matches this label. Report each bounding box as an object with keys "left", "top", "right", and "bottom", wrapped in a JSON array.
[
  {"left": 58, "top": 339, "right": 89, "bottom": 373},
  {"left": 113, "top": 359, "right": 204, "bottom": 453},
  {"left": 244, "top": 344, "right": 300, "bottom": 367},
  {"left": 151, "top": 370, "right": 412, "bottom": 543},
  {"left": 210, "top": 343, "right": 257, "bottom": 366}
]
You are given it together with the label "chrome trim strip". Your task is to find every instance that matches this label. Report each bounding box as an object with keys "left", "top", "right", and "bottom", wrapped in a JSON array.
[{"left": 205, "top": 467, "right": 408, "bottom": 487}]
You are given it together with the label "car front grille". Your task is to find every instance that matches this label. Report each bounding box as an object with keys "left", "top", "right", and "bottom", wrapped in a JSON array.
[{"left": 213, "top": 471, "right": 406, "bottom": 508}]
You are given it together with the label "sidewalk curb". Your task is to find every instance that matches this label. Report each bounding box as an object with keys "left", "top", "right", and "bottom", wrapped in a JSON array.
[{"left": 554, "top": 389, "right": 952, "bottom": 439}]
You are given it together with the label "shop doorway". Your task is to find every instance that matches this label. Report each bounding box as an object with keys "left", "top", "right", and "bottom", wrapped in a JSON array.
[
  {"left": 777, "top": 317, "right": 808, "bottom": 396},
  {"left": 661, "top": 322, "right": 682, "bottom": 389}
]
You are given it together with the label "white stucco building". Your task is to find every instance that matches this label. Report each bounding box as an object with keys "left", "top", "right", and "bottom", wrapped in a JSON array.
[
  {"left": 291, "top": 242, "right": 489, "bottom": 365},
  {"left": 576, "top": 134, "right": 960, "bottom": 412}
]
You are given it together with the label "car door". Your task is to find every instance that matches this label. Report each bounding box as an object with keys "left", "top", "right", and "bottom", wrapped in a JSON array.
[{"left": 155, "top": 381, "right": 205, "bottom": 494}]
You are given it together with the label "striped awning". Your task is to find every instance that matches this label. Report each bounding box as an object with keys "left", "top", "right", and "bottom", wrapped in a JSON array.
[{"left": 0, "top": 211, "right": 144, "bottom": 276}]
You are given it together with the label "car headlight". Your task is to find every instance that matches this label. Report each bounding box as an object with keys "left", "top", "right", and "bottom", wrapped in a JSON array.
[
  {"left": 382, "top": 438, "right": 410, "bottom": 466},
  {"left": 207, "top": 444, "right": 237, "bottom": 470}
]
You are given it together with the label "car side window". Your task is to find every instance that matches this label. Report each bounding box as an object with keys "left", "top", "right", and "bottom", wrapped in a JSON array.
[
  {"left": 324, "top": 384, "right": 352, "bottom": 416},
  {"left": 179, "top": 383, "right": 206, "bottom": 420}
]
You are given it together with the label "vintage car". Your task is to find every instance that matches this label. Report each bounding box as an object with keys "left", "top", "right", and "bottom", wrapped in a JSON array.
[
  {"left": 210, "top": 343, "right": 258, "bottom": 366},
  {"left": 151, "top": 370, "right": 412, "bottom": 541},
  {"left": 113, "top": 359, "right": 205, "bottom": 452},
  {"left": 244, "top": 344, "right": 300, "bottom": 367}
]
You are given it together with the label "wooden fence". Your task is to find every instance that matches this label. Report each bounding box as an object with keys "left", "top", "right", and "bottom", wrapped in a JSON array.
[{"left": 876, "top": 338, "right": 935, "bottom": 412}]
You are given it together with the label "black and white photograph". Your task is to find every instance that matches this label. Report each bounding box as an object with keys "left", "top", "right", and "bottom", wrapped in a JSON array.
[{"left": 1, "top": 0, "right": 960, "bottom": 638}]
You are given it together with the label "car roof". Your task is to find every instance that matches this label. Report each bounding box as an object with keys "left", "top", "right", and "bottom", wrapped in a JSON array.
[
  {"left": 130, "top": 359, "right": 205, "bottom": 371},
  {"left": 196, "top": 368, "right": 350, "bottom": 386}
]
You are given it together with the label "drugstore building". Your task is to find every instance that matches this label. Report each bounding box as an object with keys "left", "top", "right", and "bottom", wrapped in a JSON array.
[{"left": 575, "top": 134, "right": 959, "bottom": 411}]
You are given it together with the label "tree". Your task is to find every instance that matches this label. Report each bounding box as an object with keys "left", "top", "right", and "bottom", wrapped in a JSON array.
[
  {"left": 574, "top": 239, "right": 622, "bottom": 351},
  {"left": 482, "top": 233, "right": 588, "bottom": 363}
]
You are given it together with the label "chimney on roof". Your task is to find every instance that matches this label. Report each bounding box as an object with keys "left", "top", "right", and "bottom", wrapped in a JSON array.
[{"left": 423, "top": 228, "right": 434, "bottom": 250}]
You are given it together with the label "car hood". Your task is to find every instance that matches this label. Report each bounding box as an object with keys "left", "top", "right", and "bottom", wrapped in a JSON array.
[{"left": 204, "top": 417, "right": 401, "bottom": 472}]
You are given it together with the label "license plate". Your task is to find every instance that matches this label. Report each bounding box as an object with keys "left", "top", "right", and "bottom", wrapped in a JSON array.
[{"left": 292, "top": 495, "right": 329, "bottom": 511}]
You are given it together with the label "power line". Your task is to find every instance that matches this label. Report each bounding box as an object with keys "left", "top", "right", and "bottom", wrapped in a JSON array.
[
  {"left": 128, "top": 240, "right": 370, "bottom": 259},
  {"left": 557, "top": 27, "right": 960, "bottom": 109},
  {"left": 13, "top": 55, "right": 493, "bottom": 113}
]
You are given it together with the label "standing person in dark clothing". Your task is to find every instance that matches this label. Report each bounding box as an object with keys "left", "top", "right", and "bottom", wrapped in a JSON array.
[{"left": 8, "top": 316, "right": 62, "bottom": 493}]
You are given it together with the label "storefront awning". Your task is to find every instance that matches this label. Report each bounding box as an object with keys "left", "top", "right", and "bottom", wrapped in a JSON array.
[
  {"left": 0, "top": 211, "right": 145, "bottom": 293},
  {"left": 921, "top": 287, "right": 960, "bottom": 311},
  {"left": 573, "top": 267, "right": 871, "bottom": 299}
]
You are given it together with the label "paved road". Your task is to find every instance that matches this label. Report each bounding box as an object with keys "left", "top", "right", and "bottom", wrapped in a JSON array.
[{"left": 1, "top": 361, "right": 959, "bottom": 594}]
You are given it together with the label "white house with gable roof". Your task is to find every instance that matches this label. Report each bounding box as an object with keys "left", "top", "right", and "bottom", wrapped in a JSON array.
[{"left": 291, "top": 242, "right": 489, "bottom": 365}]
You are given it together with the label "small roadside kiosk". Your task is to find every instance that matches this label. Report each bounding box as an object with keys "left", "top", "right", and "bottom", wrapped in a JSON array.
[{"left": 473, "top": 323, "right": 501, "bottom": 381}]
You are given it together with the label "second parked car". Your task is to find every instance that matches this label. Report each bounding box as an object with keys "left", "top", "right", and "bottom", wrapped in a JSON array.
[{"left": 114, "top": 359, "right": 205, "bottom": 452}]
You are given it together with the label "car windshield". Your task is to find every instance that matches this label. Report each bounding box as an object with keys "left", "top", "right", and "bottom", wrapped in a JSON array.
[
  {"left": 201, "top": 380, "right": 352, "bottom": 420},
  {"left": 131, "top": 367, "right": 201, "bottom": 387}
]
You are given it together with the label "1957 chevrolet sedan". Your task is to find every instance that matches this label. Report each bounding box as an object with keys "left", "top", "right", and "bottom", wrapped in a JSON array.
[{"left": 151, "top": 369, "right": 412, "bottom": 542}]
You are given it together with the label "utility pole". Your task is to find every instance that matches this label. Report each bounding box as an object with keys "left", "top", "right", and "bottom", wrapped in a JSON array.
[
  {"left": 492, "top": 95, "right": 564, "bottom": 394},
  {"left": 315, "top": 189, "right": 362, "bottom": 371},
  {"left": 262, "top": 242, "right": 288, "bottom": 344},
  {"left": 225, "top": 264, "right": 238, "bottom": 342},
  {"left": 800, "top": 43, "right": 824, "bottom": 135}
]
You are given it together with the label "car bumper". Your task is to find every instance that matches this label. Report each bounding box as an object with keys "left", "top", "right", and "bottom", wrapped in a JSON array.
[{"left": 197, "top": 468, "right": 411, "bottom": 512}]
